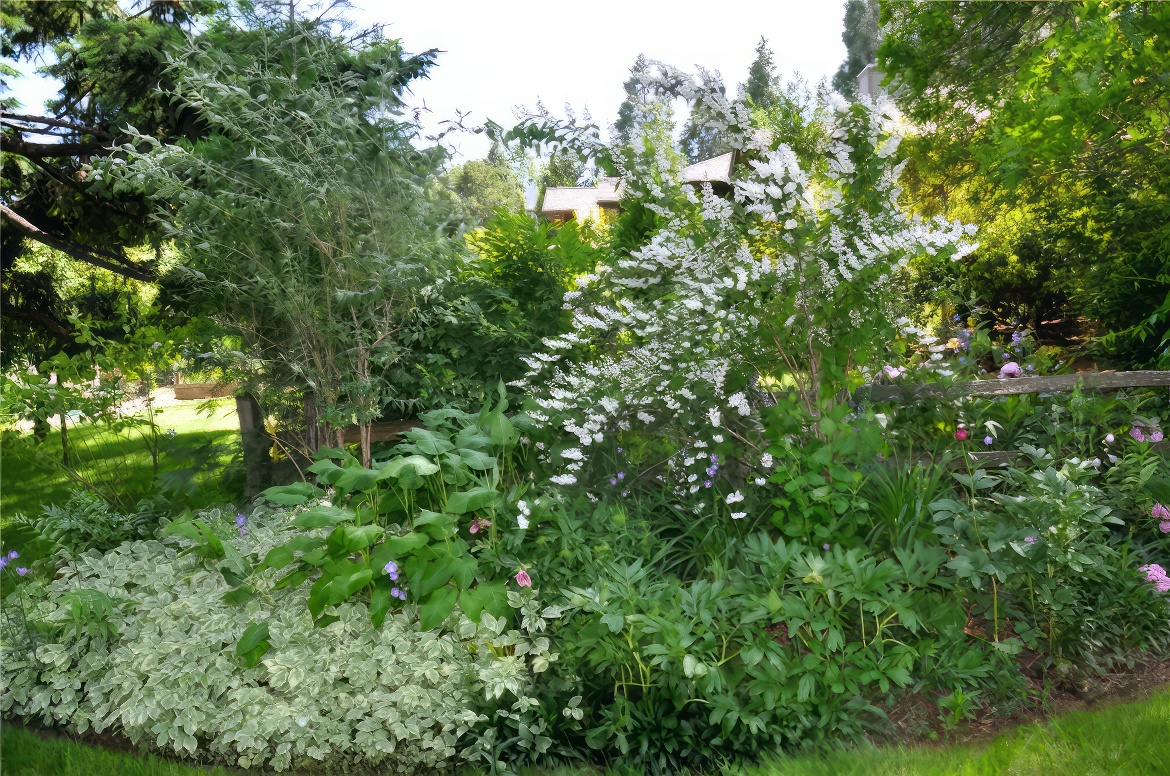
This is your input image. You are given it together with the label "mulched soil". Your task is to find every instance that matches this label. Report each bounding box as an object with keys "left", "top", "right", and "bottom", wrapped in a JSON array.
[{"left": 883, "top": 649, "right": 1170, "bottom": 747}]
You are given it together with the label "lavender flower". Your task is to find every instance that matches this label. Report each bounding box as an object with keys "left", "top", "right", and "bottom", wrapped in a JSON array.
[
  {"left": 391, "top": 587, "right": 406, "bottom": 600},
  {"left": 999, "top": 361, "right": 1022, "bottom": 379},
  {"left": 1024, "top": 535, "right": 1038, "bottom": 546},
  {"left": 984, "top": 436, "right": 994, "bottom": 446},
  {"left": 617, "top": 471, "right": 625, "bottom": 480},
  {"left": 6, "top": 550, "right": 17, "bottom": 560},
  {"left": 1152, "top": 429, "right": 1164, "bottom": 443},
  {"left": 1105, "top": 433, "right": 1115, "bottom": 444},
  {"left": 1131, "top": 427, "right": 1146, "bottom": 442},
  {"left": 16, "top": 567, "right": 28, "bottom": 576},
  {"left": 383, "top": 561, "right": 399, "bottom": 581},
  {"left": 1011, "top": 330, "right": 1024, "bottom": 347},
  {"left": 0, "top": 558, "right": 7, "bottom": 570},
  {"left": 236, "top": 514, "right": 247, "bottom": 537}
]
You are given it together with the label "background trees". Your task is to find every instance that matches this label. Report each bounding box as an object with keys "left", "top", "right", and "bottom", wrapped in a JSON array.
[
  {"left": 881, "top": 0, "right": 1170, "bottom": 366},
  {"left": 1, "top": 1, "right": 211, "bottom": 362}
]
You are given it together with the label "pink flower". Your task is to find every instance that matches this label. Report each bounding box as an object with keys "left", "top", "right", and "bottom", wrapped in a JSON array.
[
  {"left": 1154, "top": 503, "right": 1170, "bottom": 522},
  {"left": 514, "top": 570, "right": 532, "bottom": 587},
  {"left": 1140, "top": 564, "right": 1170, "bottom": 592},
  {"left": 999, "top": 362, "right": 1022, "bottom": 378},
  {"left": 954, "top": 428, "right": 968, "bottom": 441},
  {"left": 1160, "top": 521, "right": 1170, "bottom": 534},
  {"left": 1152, "top": 429, "right": 1164, "bottom": 443},
  {"left": 1131, "top": 427, "right": 1145, "bottom": 442}
]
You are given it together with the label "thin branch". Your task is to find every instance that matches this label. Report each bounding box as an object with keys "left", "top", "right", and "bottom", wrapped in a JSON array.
[
  {"left": 0, "top": 112, "right": 116, "bottom": 140},
  {"left": 1, "top": 204, "right": 157, "bottom": 283}
]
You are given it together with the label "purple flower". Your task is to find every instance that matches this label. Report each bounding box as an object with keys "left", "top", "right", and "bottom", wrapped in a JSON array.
[
  {"left": 1011, "top": 331, "right": 1024, "bottom": 347},
  {"left": 1024, "top": 535, "right": 1038, "bottom": 546},
  {"left": 617, "top": 447, "right": 623, "bottom": 453},
  {"left": 1160, "top": 520, "right": 1170, "bottom": 534},
  {"left": 0, "top": 558, "right": 7, "bottom": 570},
  {"left": 1025, "top": 364, "right": 1034, "bottom": 372},
  {"left": 391, "top": 587, "right": 406, "bottom": 600},
  {"left": 1153, "top": 503, "right": 1170, "bottom": 522},
  {"left": 984, "top": 436, "right": 994, "bottom": 446},
  {"left": 710, "top": 454, "right": 719, "bottom": 465},
  {"left": 999, "top": 362, "right": 1022, "bottom": 379},
  {"left": 384, "top": 560, "right": 399, "bottom": 581},
  {"left": 823, "top": 543, "right": 831, "bottom": 551},
  {"left": 617, "top": 471, "right": 625, "bottom": 481},
  {"left": 16, "top": 567, "right": 28, "bottom": 576},
  {"left": 1152, "top": 429, "right": 1164, "bottom": 443},
  {"left": 1131, "top": 427, "right": 1146, "bottom": 442},
  {"left": 236, "top": 514, "right": 246, "bottom": 527},
  {"left": 1105, "top": 433, "right": 1115, "bottom": 444},
  {"left": 609, "top": 478, "right": 618, "bottom": 486},
  {"left": 956, "top": 329, "right": 971, "bottom": 349},
  {"left": 621, "top": 491, "right": 628, "bottom": 498},
  {"left": 703, "top": 480, "right": 713, "bottom": 488},
  {"left": 953, "top": 313, "right": 962, "bottom": 323},
  {"left": 6, "top": 550, "right": 17, "bottom": 561}
]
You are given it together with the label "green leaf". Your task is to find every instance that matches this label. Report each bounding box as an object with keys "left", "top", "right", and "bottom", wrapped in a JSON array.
[
  {"left": 403, "top": 428, "right": 454, "bottom": 456},
  {"left": 305, "top": 458, "right": 344, "bottom": 485},
  {"left": 235, "top": 621, "right": 271, "bottom": 668},
  {"left": 223, "top": 585, "right": 255, "bottom": 605},
  {"left": 333, "top": 467, "right": 379, "bottom": 496},
  {"left": 474, "top": 581, "right": 511, "bottom": 620},
  {"left": 260, "top": 545, "right": 295, "bottom": 571},
  {"left": 451, "top": 555, "right": 478, "bottom": 589},
  {"left": 260, "top": 482, "right": 323, "bottom": 505},
  {"left": 370, "top": 584, "right": 393, "bottom": 628},
  {"left": 416, "top": 555, "right": 455, "bottom": 598},
  {"left": 444, "top": 487, "right": 501, "bottom": 515},
  {"left": 377, "top": 455, "right": 440, "bottom": 490},
  {"left": 418, "top": 586, "right": 458, "bottom": 630},
  {"left": 291, "top": 505, "right": 354, "bottom": 529},
  {"left": 342, "top": 524, "right": 384, "bottom": 553},
  {"left": 459, "top": 588, "right": 484, "bottom": 623},
  {"left": 458, "top": 448, "right": 497, "bottom": 470},
  {"left": 413, "top": 510, "right": 457, "bottom": 539}
]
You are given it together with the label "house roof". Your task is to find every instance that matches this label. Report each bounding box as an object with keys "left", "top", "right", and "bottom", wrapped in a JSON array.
[
  {"left": 540, "top": 177, "right": 622, "bottom": 216},
  {"left": 680, "top": 151, "right": 735, "bottom": 185}
]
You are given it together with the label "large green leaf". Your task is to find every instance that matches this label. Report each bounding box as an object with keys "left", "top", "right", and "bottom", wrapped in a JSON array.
[
  {"left": 260, "top": 482, "right": 323, "bottom": 505},
  {"left": 369, "top": 532, "right": 429, "bottom": 567},
  {"left": 458, "top": 448, "right": 497, "bottom": 471},
  {"left": 333, "top": 467, "right": 380, "bottom": 496},
  {"left": 416, "top": 555, "right": 455, "bottom": 598},
  {"left": 444, "top": 487, "right": 500, "bottom": 515},
  {"left": 403, "top": 428, "right": 455, "bottom": 456},
  {"left": 418, "top": 586, "right": 458, "bottom": 630},
  {"left": 377, "top": 454, "right": 440, "bottom": 490},
  {"left": 235, "top": 621, "right": 271, "bottom": 668},
  {"left": 306, "top": 458, "right": 344, "bottom": 485},
  {"left": 413, "top": 510, "right": 457, "bottom": 539},
  {"left": 291, "top": 505, "right": 354, "bottom": 529}
]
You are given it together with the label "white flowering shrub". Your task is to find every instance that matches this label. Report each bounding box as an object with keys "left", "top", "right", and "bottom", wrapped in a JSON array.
[
  {"left": 0, "top": 506, "right": 555, "bottom": 772},
  {"left": 520, "top": 66, "right": 977, "bottom": 500}
]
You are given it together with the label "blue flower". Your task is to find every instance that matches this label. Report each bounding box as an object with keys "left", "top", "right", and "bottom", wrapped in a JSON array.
[
  {"left": 6, "top": 550, "right": 17, "bottom": 560},
  {"left": 16, "top": 567, "right": 28, "bottom": 576}
]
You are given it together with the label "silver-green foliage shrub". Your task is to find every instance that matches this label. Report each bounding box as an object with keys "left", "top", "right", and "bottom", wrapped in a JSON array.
[{"left": 1, "top": 506, "right": 548, "bottom": 772}]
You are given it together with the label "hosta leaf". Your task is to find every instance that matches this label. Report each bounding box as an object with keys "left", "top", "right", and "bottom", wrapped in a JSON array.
[{"left": 444, "top": 487, "right": 500, "bottom": 515}]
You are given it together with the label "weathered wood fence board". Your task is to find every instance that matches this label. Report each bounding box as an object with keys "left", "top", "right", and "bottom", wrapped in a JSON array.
[
  {"left": 174, "top": 382, "right": 238, "bottom": 400},
  {"left": 861, "top": 370, "right": 1170, "bottom": 403}
]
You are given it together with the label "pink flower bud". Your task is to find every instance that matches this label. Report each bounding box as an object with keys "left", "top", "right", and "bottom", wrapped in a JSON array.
[
  {"left": 954, "top": 428, "right": 968, "bottom": 441},
  {"left": 514, "top": 570, "right": 532, "bottom": 587}
]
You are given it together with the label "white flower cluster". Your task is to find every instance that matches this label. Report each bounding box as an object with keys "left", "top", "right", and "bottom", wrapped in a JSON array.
[{"left": 520, "top": 75, "right": 976, "bottom": 499}]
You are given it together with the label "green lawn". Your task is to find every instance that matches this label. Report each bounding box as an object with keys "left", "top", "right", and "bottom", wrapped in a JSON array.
[
  {"left": 0, "top": 399, "right": 241, "bottom": 561},
  {"left": 4, "top": 688, "right": 1168, "bottom": 775}
]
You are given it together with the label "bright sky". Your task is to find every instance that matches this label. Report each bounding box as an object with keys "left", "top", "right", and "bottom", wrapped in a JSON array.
[{"left": 3, "top": 1, "right": 847, "bottom": 161}]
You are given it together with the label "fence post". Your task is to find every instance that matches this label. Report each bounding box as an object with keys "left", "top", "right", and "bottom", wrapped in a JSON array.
[{"left": 236, "top": 392, "right": 272, "bottom": 501}]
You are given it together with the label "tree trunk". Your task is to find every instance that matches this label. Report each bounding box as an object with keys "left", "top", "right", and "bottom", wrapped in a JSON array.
[
  {"left": 237, "top": 393, "right": 272, "bottom": 501},
  {"left": 360, "top": 421, "right": 371, "bottom": 468}
]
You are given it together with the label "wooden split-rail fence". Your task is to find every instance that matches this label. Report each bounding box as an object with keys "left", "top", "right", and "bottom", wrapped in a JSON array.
[{"left": 855, "top": 370, "right": 1170, "bottom": 468}]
